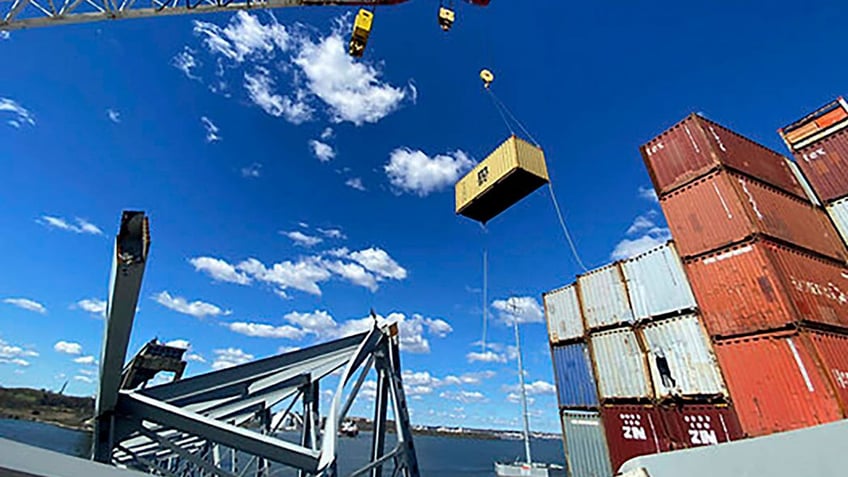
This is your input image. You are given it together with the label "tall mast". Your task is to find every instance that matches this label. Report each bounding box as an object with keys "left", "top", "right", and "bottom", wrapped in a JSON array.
[{"left": 513, "top": 315, "right": 532, "bottom": 465}]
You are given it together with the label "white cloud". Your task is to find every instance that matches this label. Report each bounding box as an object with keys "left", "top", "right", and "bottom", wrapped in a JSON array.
[
  {"left": 74, "top": 355, "right": 96, "bottom": 365},
  {"left": 77, "top": 368, "right": 96, "bottom": 376},
  {"left": 491, "top": 296, "right": 544, "bottom": 324},
  {"left": 54, "top": 341, "right": 83, "bottom": 355},
  {"left": 242, "top": 163, "right": 262, "bottom": 178},
  {"left": 37, "top": 215, "right": 103, "bottom": 235},
  {"left": 3, "top": 298, "right": 46, "bottom": 315},
  {"left": 0, "top": 31, "right": 9, "bottom": 40},
  {"left": 227, "top": 321, "right": 306, "bottom": 339},
  {"left": 106, "top": 108, "right": 121, "bottom": 123},
  {"left": 165, "top": 339, "right": 190, "bottom": 349},
  {"left": 74, "top": 375, "right": 94, "bottom": 383},
  {"left": 504, "top": 380, "right": 556, "bottom": 396},
  {"left": 76, "top": 298, "right": 106, "bottom": 318},
  {"left": 186, "top": 353, "right": 206, "bottom": 363},
  {"left": 321, "top": 260, "right": 378, "bottom": 291},
  {"left": 309, "top": 139, "right": 335, "bottom": 162},
  {"left": 466, "top": 351, "right": 507, "bottom": 364},
  {"left": 0, "top": 98, "right": 35, "bottom": 128},
  {"left": 611, "top": 209, "right": 670, "bottom": 260},
  {"left": 439, "top": 390, "right": 487, "bottom": 404},
  {"left": 293, "top": 31, "right": 407, "bottom": 125},
  {"left": 238, "top": 257, "right": 332, "bottom": 296},
  {"left": 345, "top": 177, "right": 366, "bottom": 191},
  {"left": 201, "top": 116, "right": 222, "bottom": 142},
  {"left": 0, "top": 339, "right": 38, "bottom": 368},
  {"left": 283, "top": 230, "right": 323, "bottom": 247},
  {"left": 638, "top": 186, "right": 659, "bottom": 203},
  {"left": 348, "top": 247, "right": 407, "bottom": 280},
  {"left": 506, "top": 392, "right": 535, "bottom": 406},
  {"left": 153, "top": 291, "right": 229, "bottom": 319},
  {"left": 384, "top": 148, "right": 473, "bottom": 197},
  {"left": 244, "top": 67, "right": 313, "bottom": 124},
  {"left": 194, "top": 11, "right": 290, "bottom": 63},
  {"left": 212, "top": 347, "right": 254, "bottom": 370},
  {"left": 317, "top": 227, "right": 345, "bottom": 239},
  {"left": 172, "top": 46, "right": 201, "bottom": 80},
  {"left": 423, "top": 317, "right": 453, "bottom": 338},
  {"left": 320, "top": 127, "right": 334, "bottom": 140},
  {"left": 190, "top": 257, "right": 251, "bottom": 285},
  {"left": 443, "top": 370, "right": 496, "bottom": 386},
  {"left": 278, "top": 345, "right": 302, "bottom": 354}
]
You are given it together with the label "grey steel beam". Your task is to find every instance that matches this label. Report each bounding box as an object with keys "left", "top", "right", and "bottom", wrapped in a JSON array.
[
  {"left": 116, "top": 444, "right": 180, "bottom": 477},
  {"left": 338, "top": 354, "right": 374, "bottom": 424},
  {"left": 369, "top": 363, "right": 389, "bottom": 477},
  {"left": 118, "top": 392, "right": 320, "bottom": 472},
  {"left": 139, "top": 428, "right": 237, "bottom": 477},
  {"left": 93, "top": 211, "right": 150, "bottom": 463},
  {"left": 383, "top": 329, "right": 419, "bottom": 477}
]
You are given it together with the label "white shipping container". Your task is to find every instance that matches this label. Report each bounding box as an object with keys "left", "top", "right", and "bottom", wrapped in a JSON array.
[
  {"left": 640, "top": 314, "right": 728, "bottom": 400},
  {"left": 622, "top": 242, "right": 696, "bottom": 321},
  {"left": 590, "top": 326, "right": 652, "bottom": 400},
  {"left": 578, "top": 263, "right": 633, "bottom": 329},
  {"left": 544, "top": 284, "right": 584, "bottom": 342},
  {"left": 826, "top": 197, "right": 848, "bottom": 249}
]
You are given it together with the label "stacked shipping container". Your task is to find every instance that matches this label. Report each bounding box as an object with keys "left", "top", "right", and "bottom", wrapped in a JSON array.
[
  {"left": 640, "top": 112, "right": 848, "bottom": 442},
  {"left": 545, "top": 242, "right": 737, "bottom": 474}
]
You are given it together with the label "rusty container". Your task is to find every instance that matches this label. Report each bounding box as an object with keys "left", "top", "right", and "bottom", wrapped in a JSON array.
[
  {"left": 712, "top": 331, "right": 843, "bottom": 437},
  {"left": 641, "top": 114, "right": 805, "bottom": 198},
  {"left": 684, "top": 238, "right": 848, "bottom": 338},
  {"left": 660, "top": 169, "right": 846, "bottom": 261},
  {"left": 803, "top": 329, "right": 848, "bottom": 414},
  {"left": 600, "top": 404, "right": 670, "bottom": 473},
  {"left": 659, "top": 403, "right": 745, "bottom": 450}
]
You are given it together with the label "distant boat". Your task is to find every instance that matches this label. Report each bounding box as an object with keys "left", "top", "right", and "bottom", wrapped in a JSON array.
[
  {"left": 339, "top": 420, "right": 359, "bottom": 438},
  {"left": 495, "top": 317, "right": 560, "bottom": 477}
]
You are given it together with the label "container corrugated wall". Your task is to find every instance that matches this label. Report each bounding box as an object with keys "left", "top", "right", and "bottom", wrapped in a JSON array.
[
  {"left": 640, "top": 114, "right": 805, "bottom": 198},
  {"left": 578, "top": 264, "right": 633, "bottom": 330},
  {"left": 621, "top": 242, "right": 696, "bottom": 320},
  {"left": 713, "top": 331, "right": 843, "bottom": 437},
  {"left": 560, "top": 409, "right": 613, "bottom": 477},
  {"left": 804, "top": 330, "right": 848, "bottom": 413},
  {"left": 551, "top": 343, "right": 600, "bottom": 408},
  {"left": 600, "top": 404, "right": 669, "bottom": 472},
  {"left": 786, "top": 157, "right": 821, "bottom": 206},
  {"left": 826, "top": 196, "right": 848, "bottom": 248},
  {"left": 590, "top": 327, "right": 652, "bottom": 400},
  {"left": 659, "top": 404, "right": 744, "bottom": 450},
  {"left": 660, "top": 169, "right": 845, "bottom": 260},
  {"left": 640, "top": 314, "right": 727, "bottom": 400},
  {"left": 544, "top": 284, "right": 584, "bottom": 343},
  {"left": 685, "top": 238, "right": 848, "bottom": 338},
  {"left": 792, "top": 128, "right": 848, "bottom": 203}
]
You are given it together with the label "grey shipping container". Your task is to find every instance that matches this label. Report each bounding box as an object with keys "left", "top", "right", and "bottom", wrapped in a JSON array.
[
  {"left": 561, "top": 409, "right": 614, "bottom": 477},
  {"left": 590, "top": 326, "right": 653, "bottom": 400},
  {"left": 552, "top": 342, "right": 601, "bottom": 408},
  {"left": 621, "top": 242, "right": 696, "bottom": 321},
  {"left": 826, "top": 196, "right": 848, "bottom": 249},
  {"left": 579, "top": 263, "right": 634, "bottom": 329},
  {"left": 544, "top": 284, "right": 585, "bottom": 343}
]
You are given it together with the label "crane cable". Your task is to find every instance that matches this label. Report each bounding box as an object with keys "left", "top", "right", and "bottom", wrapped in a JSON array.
[{"left": 483, "top": 83, "right": 589, "bottom": 272}]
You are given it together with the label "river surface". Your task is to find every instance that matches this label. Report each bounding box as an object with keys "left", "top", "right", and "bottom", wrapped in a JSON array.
[{"left": 0, "top": 419, "right": 567, "bottom": 476}]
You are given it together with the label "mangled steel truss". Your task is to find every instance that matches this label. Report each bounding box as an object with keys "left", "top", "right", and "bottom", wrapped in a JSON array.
[{"left": 91, "top": 211, "right": 420, "bottom": 477}]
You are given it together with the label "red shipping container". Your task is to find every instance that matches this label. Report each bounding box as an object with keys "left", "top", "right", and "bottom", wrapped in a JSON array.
[
  {"left": 804, "top": 330, "right": 848, "bottom": 413},
  {"left": 600, "top": 404, "right": 670, "bottom": 472},
  {"left": 713, "top": 331, "right": 843, "bottom": 437},
  {"left": 660, "top": 169, "right": 846, "bottom": 260},
  {"left": 641, "top": 114, "right": 805, "bottom": 198},
  {"left": 685, "top": 238, "right": 848, "bottom": 338},
  {"left": 659, "top": 403, "right": 745, "bottom": 450},
  {"left": 792, "top": 128, "right": 848, "bottom": 203}
]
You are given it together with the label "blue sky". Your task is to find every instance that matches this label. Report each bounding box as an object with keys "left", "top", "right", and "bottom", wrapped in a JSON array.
[{"left": 0, "top": 2, "right": 846, "bottom": 434}]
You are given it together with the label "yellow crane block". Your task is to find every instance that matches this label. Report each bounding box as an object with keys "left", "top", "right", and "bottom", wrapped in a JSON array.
[
  {"left": 455, "top": 135, "right": 550, "bottom": 224},
  {"left": 349, "top": 9, "right": 374, "bottom": 58}
]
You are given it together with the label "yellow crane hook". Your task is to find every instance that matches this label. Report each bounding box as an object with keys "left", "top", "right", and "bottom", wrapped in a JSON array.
[{"left": 480, "top": 69, "right": 494, "bottom": 89}]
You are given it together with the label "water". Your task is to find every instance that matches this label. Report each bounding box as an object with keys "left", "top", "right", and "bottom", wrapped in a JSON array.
[{"left": 0, "top": 419, "right": 566, "bottom": 476}]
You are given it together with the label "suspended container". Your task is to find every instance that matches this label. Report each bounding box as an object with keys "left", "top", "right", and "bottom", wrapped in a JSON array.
[
  {"left": 826, "top": 196, "right": 848, "bottom": 249},
  {"left": 621, "top": 241, "right": 696, "bottom": 321},
  {"left": 639, "top": 314, "right": 727, "bottom": 401},
  {"left": 600, "top": 404, "right": 669, "bottom": 473},
  {"left": 641, "top": 113, "right": 805, "bottom": 199},
  {"left": 804, "top": 329, "right": 848, "bottom": 413},
  {"left": 543, "top": 284, "right": 585, "bottom": 343},
  {"left": 454, "top": 135, "right": 549, "bottom": 224},
  {"left": 578, "top": 263, "right": 634, "bottom": 330},
  {"left": 779, "top": 98, "right": 848, "bottom": 203},
  {"left": 551, "top": 342, "right": 600, "bottom": 408},
  {"left": 685, "top": 238, "right": 848, "bottom": 338},
  {"left": 659, "top": 403, "right": 744, "bottom": 450},
  {"left": 590, "top": 326, "right": 652, "bottom": 401},
  {"left": 560, "top": 409, "right": 613, "bottom": 477},
  {"left": 713, "top": 331, "right": 843, "bottom": 437}
]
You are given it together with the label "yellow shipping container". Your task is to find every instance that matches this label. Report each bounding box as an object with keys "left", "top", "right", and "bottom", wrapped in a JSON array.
[{"left": 455, "top": 135, "right": 549, "bottom": 224}]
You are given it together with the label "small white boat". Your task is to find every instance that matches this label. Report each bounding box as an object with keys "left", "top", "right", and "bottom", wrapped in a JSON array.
[
  {"left": 339, "top": 420, "right": 359, "bottom": 438},
  {"left": 495, "top": 461, "right": 557, "bottom": 477}
]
